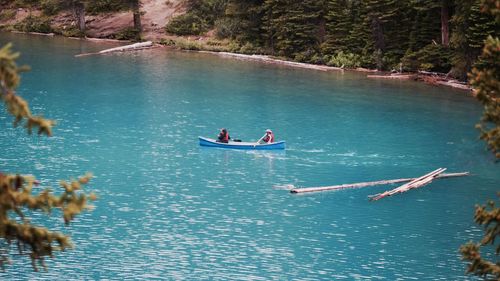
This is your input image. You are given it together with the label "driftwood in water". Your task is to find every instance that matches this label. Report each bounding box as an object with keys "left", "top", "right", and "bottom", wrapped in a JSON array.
[
  {"left": 369, "top": 168, "right": 447, "bottom": 201},
  {"left": 365, "top": 70, "right": 471, "bottom": 91},
  {"left": 11, "top": 31, "right": 55, "bottom": 36},
  {"left": 202, "top": 51, "right": 344, "bottom": 72},
  {"left": 75, "top": 41, "right": 154, "bottom": 57},
  {"left": 418, "top": 70, "right": 449, "bottom": 77},
  {"left": 290, "top": 171, "right": 468, "bottom": 194},
  {"left": 416, "top": 71, "right": 472, "bottom": 91},
  {"left": 367, "top": 74, "right": 414, "bottom": 80}
]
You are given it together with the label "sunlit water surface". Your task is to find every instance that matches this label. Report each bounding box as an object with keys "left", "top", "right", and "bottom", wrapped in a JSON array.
[{"left": 0, "top": 33, "right": 498, "bottom": 280}]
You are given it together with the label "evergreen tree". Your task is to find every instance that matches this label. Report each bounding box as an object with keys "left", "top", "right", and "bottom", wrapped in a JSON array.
[
  {"left": 346, "top": 0, "right": 370, "bottom": 55},
  {"left": 407, "top": 0, "right": 441, "bottom": 52},
  {"left": 382, "top": 1, "right": 412, "bottom": 65},
  {"left": 130, "top": 0, "right": 142, "bottom": 34},
  {"left": 263, "top": 0, "right": 324, "bottom": 61},
  {"left": 321, "top": 0, "right": 352, "bottom": 54},
  {"left": 461, "top": 3, "right": 499, "bottom": 277},
  {"left": 0, "top": 43, "right": 96, "bottom": 271},
  {"left": 358, "top": 0, "right": 408, "bottom": 69},
  {"left": 221, "top": 0, "right": 265, "bottom": 44},
  {"left": 400, "top": 0, "right": 452, "bottom": 73},
  {"left": 57, "top": 0, "right": 86, "bottom": 34},
  {"left": 472, "top": 35, "right": 500, "bottom": 159},
  {"left": 166, "top": 0, "right": 228, "bottom": 36},
  {"left": 441, "top": 0, "right": 451, "bottom": 46},
  {"left": 451, "top": 0, "right": 498, "bottom": 80},
  {"left": 461, "top": 194, "right": 500, "bottom": 278}
]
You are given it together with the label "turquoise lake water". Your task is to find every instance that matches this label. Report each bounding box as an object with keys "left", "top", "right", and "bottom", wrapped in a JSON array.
[{"left": 1, "top": 33, "right": 498, "bottom": 280}]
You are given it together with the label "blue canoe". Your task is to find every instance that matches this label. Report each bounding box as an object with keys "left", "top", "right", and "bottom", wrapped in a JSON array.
[{"left": 199, "top": 136, "right": 285, "bottom": 150}]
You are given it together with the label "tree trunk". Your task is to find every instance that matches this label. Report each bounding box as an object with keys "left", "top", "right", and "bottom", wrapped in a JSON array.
[
  {"left": 441, "top": 0, "right": 449, "bottom": 47},
  {"left": 371, "top": 15, "right": 384, "bottom": 70},
  {"left": 267, "top": 7, "right": 274, "bottom": 55},
  {"left": 371, "top": 16, "right": 384, "bottom": 51},
  {"left": 132, "top": 0, "right": 142, "bottom": 32},
  {"left": 73, "top": 1, "right": 85, "bottom": 34}
]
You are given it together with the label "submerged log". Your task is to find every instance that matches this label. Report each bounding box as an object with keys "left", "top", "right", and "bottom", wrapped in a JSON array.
[{"left": 290, "top": 172, "right": 468, "bottom": 194}]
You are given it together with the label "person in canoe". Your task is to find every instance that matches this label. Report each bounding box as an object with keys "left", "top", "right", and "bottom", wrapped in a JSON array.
[
  {"left": 257, "top": 129, "right": 275, "bottom": 144},
  {"left": 217, "top": 128, "right": 230, "bottom": 143}
]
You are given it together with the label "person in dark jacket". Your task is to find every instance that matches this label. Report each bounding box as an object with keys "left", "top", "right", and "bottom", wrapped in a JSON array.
[{"left": 217, "top": 128, "right": 230, "bottom": 143}]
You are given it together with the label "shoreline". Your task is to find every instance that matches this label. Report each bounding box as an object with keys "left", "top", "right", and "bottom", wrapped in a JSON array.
[
  {"left": 197, "top": 50, "right": 472, "bottom": 92},
  {"left": 197, "top": 51, "right": 344, "bottom": 72},
  {"left": 3, "top": 30, "right": 473, "bottom": 93}
]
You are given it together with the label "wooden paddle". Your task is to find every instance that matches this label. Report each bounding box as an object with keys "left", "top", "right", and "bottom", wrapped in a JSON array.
[{"left": 255, "top": 134, "right": 266, "bottom": 147}]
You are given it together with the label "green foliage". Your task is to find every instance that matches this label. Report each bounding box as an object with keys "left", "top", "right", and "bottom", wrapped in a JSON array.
[
  {"left": 214, "top": 17, "right": 240, "bottom": 39},
  {"left": 362, "top": 0, "right": 411, "bottom": 70},
  {"left": 112, "top": 27, "right": 141, "bottom": 41},
  {"left": 159, "top": 37, "right": 239, "bottom": 52},
  {"left": 0, "top": 10, "right": 17, "bottom": 21},
  {"left": 0, "top": 173, "right": 96, "bottom": 271},
  {"left": 175, "top": 38, "right": 202, "bottom": 50},
  {"left": 0, "top": 43, "right": 96, "bottom": 271},
  {"left": 461, "top": 3, "right": 499, "bottom": 279},
  {"left": 237, "top": 41, "right": 267, "bottom": 54},
  {"left": 471, "top": 35, "right": 500, "bottom": 159},
  {"left": 221, "top": 0, "right": 265, "bottom": 43},
  {"left": 13, "top": 15, "right": 53, "bottom": 33},
  {"left": 187, "top": 0, "right": 229, "bottom": 22},
  {"left": 451, "top": 0, "right": 499, "bottom": 80},
  {"left": 460, "top": 194, "right": 500, "bottom": 278},
  {"left": 86, "top": 0, "right": 128, "bottom": 14},
  {"left": 158, "top": 38, "right": 176, "bottom": 46},
  {"left": 322, "top": 0, "right": 353, "bottom": 54},
  {"left": 466, "top": 0, "right": 500, "bottom": 160},
  {"left": 165, "top": 0, "right": 229, "bottom": 36},
  {"left": 40, "top": 0, "right": 60, "bottom": 15},
  {"left": 481, "top": 0, "right": 500, "bottom": 22},
  {"left": 326, "top": 51, "right": 362, "bottom": 68},
  {"left": 212, "top": 0, "right": 496, "bottom": 74},
  {"left": 401, "top": 44, "right": 452, "bottom": 72},
  {"left": 165, "top": 13, "right": 207, "bottom": 35},
  {"left": 11, "top": 0, "right": 38, "bottom": 8},
  {"left": 58, "top": 25, "right": 85, "bottom": 37},
  {"left": 407, "top": 1, "right": 441, "bottom": 52},
  {"left": 263, "top": 0, "right": 323, "bottom": 58},
  {"left": 2, "top": 0, "right": 496, "bottom": 79},
  {"left": 159, "top": 37, "right": 203, "bottom": 50},
  {"left": 0, "top": 43, "right": 54, "bottom": 136}
]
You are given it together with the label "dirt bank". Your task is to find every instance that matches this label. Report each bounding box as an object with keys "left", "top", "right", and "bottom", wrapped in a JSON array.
[{"left": 0, "top": 0, "right": 185, "bottom": 40}]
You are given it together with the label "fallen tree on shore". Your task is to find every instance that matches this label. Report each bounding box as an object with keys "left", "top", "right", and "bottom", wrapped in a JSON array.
[{"left": 75, "top": 41, "right": 154, "bottom": 57}]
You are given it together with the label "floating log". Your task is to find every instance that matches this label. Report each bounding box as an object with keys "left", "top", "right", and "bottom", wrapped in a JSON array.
[
  {"left": 75, "top": 41, "right": 154, "bottom": 57},
  {"left": 369, "top": 168, "right": 446, "bottom": 201},
  {"left": 290, "top": 172, "right": 468, "bottom": 194}
]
